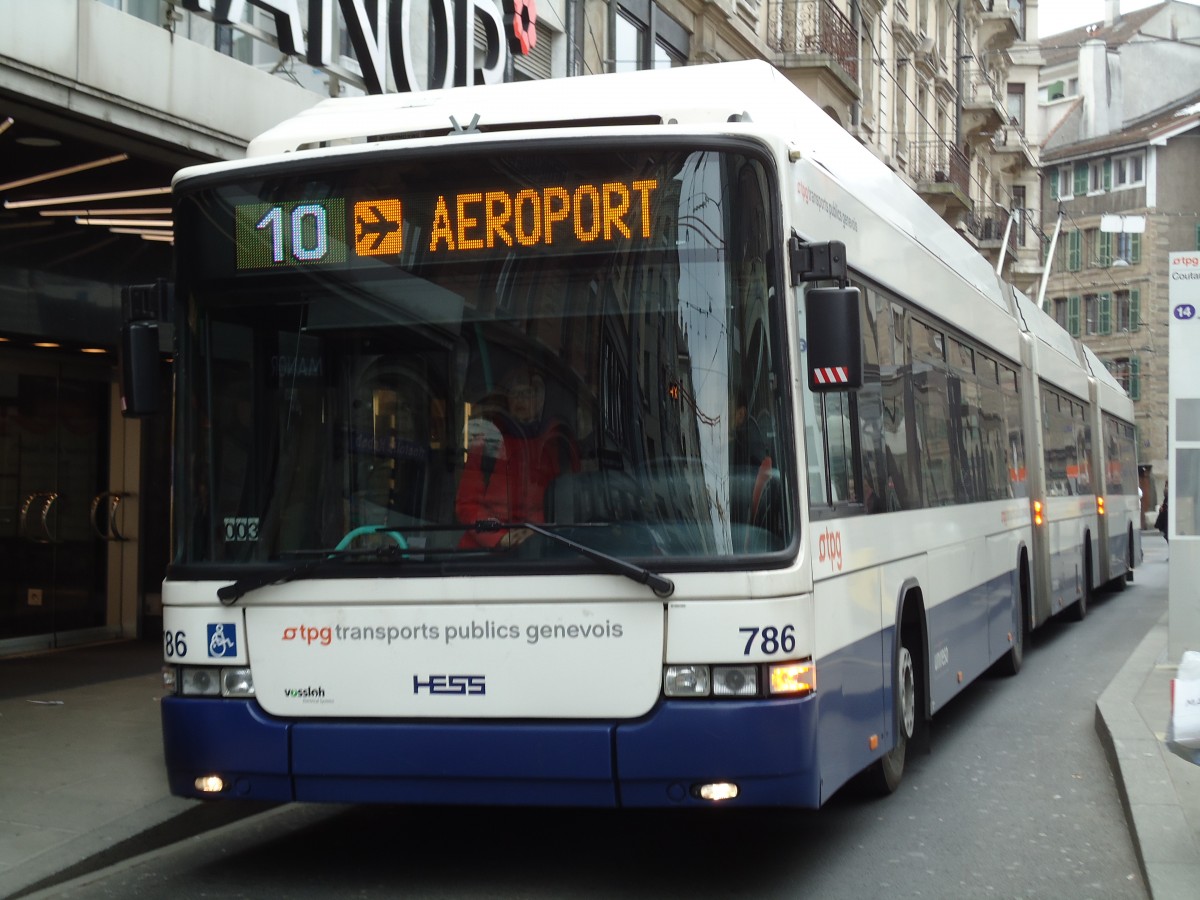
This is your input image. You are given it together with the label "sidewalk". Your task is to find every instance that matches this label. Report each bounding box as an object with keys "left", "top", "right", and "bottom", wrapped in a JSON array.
[
  {"left": 0, "top": 539, "right": 1197, "bottom": 898},
  {"left": 1096, "top": 532, "right": 1200, "bottom": 900},
  {"left": 0, "top": 641, "right": 267, "bottom": 900}
]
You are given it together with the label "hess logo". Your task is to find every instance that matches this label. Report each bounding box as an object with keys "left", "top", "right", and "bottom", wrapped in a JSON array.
[{"left": 413, "top": 674, "right": 486, "bottom": 695}]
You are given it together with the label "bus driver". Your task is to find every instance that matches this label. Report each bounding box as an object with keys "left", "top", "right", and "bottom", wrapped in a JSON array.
[{"left": 456, "top": 365, "right": 579, "bottom": 550}]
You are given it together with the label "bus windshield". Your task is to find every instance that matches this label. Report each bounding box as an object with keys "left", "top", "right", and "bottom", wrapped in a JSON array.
[{"left": 172, "top": 144, "right": 793, "bottom": 573}]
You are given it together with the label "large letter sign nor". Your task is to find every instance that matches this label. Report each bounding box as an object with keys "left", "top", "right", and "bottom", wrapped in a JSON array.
[
  {"left": 453, "top": 0, "right": 505, "bottom": 87},
  {"left": 184, "top": 0, "right": 537, "bottom": 94},
  {"left": 391, "top": 0, "right": 455, "bottom": 91}
]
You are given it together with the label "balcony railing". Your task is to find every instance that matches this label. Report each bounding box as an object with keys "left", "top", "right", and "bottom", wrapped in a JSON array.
[
  {"left": 992, "top": 123, "right": 1033, "bottom": 156},
  {"left": 964, "top": 204, "right": 1020, "bottom": 251},
  {"left": 961, "top": 64, "right": 1001, "bottom": 107},
  {"left": 907, "top": 139, "right": 970, "bottom": 198},
  {"left": 767, "top": 0, "right": 859, "bottom": 83}
]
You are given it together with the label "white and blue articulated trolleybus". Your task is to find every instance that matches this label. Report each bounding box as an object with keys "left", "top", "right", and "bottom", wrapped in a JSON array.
[{"left": 131, "top": 61, "right": 1138, "bottom": 808}]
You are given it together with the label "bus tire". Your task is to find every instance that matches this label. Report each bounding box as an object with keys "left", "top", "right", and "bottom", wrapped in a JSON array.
[
  {"left": 870, "top": 633, "right": 917, "bottom": 794},
  {"left": 1067, "top": 543, "right": 1092, "bottom": 621},
  {"left": 995, "top": 553, "right": 1029, "bottom": 677},
  {"left": 1108, "top": 528, "right": 1128, "bottom": 592}
]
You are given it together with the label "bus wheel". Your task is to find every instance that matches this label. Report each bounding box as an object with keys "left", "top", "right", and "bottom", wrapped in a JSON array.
[
  {"left": 871, "top": 640, "right": 916, "bottom": 794},
  {"left": 1117, "top": 528, "right": 1133, "bottom": 589},
  {"left": 995, "top": 571, "right": 1026, "bottom": 677},
  {"left": 1068, "top": 546, "right": 1092, "bottom": 621}
]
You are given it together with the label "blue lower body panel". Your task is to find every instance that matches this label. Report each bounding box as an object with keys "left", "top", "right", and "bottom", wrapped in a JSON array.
[{"left": 161, "top": 694, "right": 820, "bottom": 808}]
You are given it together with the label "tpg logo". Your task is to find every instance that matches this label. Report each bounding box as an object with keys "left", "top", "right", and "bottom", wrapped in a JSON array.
[{"left": 413, "top": 674, "right": 486, "bottom": 695}]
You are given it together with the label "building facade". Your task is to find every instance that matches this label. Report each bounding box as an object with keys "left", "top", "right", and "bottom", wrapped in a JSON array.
[
  {"left": 574, "top": 1, "right": 1040, "bottom": 286},
  {"left": 1036, "top": 0, "right": 1200, "bottom": 510},
  {"left": 1, "top": 0, "right": 1038, "bottom": 654}
]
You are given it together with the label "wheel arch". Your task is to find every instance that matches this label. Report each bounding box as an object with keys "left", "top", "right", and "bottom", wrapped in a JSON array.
[
  {"left": 1017, "top": 542, "right": 1032, "bottom": 630},
  {"left": 891, "top": 578, "right": 930, "bottom": 723}
]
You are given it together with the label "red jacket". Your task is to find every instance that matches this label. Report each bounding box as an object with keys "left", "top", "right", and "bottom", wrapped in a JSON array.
[{"left": 456, "top": 419, "right": 578, "bottom": 548}]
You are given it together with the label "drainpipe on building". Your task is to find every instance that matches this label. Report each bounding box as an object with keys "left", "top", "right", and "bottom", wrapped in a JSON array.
[
  {"left": 851, "top": 0, "right": 862, "bottom": 129},
  {"left": 565, "top": 0, "right": 577, "bottom": 76},
  {"left": 955, "top": 0, "right": 964, "bottom": 150}
]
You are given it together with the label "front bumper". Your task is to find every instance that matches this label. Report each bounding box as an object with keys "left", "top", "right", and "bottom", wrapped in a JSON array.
[{"left": 161, "top": 693, "right": 821, "bottom": 808}]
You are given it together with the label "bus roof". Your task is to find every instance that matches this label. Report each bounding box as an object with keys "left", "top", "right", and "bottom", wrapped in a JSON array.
[{"left": 242, "top": 61, "right": 802, "bottom": 158}]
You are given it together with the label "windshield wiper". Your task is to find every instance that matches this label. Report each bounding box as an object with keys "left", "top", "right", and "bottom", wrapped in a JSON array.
[
  {"left": 216, "top": 544, "right": 407, "bottom": 605},
  {"left": 215, "top": 520, "right": 676, "bottom": 604},
  {"left": 472, "top": 519, "right": 675, "bottom": 598}
]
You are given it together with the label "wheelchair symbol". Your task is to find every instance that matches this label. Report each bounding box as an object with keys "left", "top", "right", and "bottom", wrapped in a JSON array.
[{"left": 208, "top": 623, "right": 237, "bottom": 658}]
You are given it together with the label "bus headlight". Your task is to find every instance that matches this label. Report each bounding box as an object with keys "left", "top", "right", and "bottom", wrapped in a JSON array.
[
  {"left": 161, "top": 665, "right": 178, "bottom": 695},
  {"left": 665, "top": 662, "right": 813, "bottom": 698},
  {"left": 180, "top": 667, "right": 221, "bottom": 696},
  {"left": 664, "top": 664, "right": 710, "bottom": 696},
  {"left": 712, "top": 666, "right": 758, "bottom": 696},
  {"left": 221, "top": 667, "right": 255, "bottom": 697}
]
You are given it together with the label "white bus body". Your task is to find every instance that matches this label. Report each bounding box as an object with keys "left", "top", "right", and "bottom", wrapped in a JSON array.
[{"left": 154, "top": 61, "right": 1136, "bottom": 808}]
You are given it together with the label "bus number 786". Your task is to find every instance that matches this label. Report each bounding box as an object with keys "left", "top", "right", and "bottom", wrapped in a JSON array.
[{"left": 739, "top": 625, "right": 796, "bottom": 656}]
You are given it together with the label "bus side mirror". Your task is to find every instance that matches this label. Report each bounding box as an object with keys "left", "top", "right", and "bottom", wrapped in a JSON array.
[
  {"left": 806, "top": 286, "right": 862, "bottom": 391},
  {"left": 120, "top": 320, "right": 160, "bottom": 417}
]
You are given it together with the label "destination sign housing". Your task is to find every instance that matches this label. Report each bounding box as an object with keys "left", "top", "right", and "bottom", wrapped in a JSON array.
[{"left": 233, "top": 179, "right": 661, "bottom": 271}]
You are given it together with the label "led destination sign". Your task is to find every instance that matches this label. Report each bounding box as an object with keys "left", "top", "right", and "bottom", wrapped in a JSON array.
[
  {"left": 233, "top": 179, "right": 661, "bottom": 271},
  {"left": 235, "top": 199, "right": 348, "bottom": 270}
]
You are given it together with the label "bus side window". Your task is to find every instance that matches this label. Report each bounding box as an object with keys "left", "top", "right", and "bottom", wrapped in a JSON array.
[
  {"left": 823, "top": 392, "right": 857, "bottom": 504},
  {"left": 911, "top": 318, "right": 954, "bottom": 507},
  {"left": 857, "top": 287, "right": 886, "bottom": 514}
]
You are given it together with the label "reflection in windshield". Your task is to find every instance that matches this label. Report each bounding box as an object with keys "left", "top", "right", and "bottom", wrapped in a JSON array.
[{"left": 175, "top": 147, "right": 792, "bottom": 571}]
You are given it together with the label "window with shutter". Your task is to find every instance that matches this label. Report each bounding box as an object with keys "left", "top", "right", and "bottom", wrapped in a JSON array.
[
  {"left": 1099, "top": 293, "right": 1111, "bottom": 334},
  {"left": 1109, "top": 357, "right": 1139, "bottom": 400},
  {"left": 1068, "top": 295, "right": 1080, "bottom": 335},
  {"left": 1114, "top": 291, "right": 1135, "bottom": 331},
  {"left": 1068, "top": 230, "right": 1082, "bottom": 271},
  {"left": 1073, "top": 162, "right": 1088, "bottom": 196},
  {"left": 1053, "top": 297, "right": 1069, "bottom": 329},
  {"left": 1084, "top": 294, "right": 1099, "bottom": 334}
]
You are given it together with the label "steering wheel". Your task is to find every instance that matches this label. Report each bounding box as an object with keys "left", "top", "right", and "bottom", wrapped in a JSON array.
[{"left": 335, "top": 527, "right": 409, "bottom": 552}]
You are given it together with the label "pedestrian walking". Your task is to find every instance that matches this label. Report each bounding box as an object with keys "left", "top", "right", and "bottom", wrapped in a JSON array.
[{"left": 1156, "top": 484, "right": 1169, "bottom": 544}]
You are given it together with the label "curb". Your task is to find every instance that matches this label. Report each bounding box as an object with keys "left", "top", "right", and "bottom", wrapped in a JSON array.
[{"left": 1095, "top": 612, "right": 1200, "bottom": 900}]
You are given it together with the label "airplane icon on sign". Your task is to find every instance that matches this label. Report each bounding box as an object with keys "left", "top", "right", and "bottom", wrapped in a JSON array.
[{"left": 353, "top": 200, "right": 402, "bottom": 254}]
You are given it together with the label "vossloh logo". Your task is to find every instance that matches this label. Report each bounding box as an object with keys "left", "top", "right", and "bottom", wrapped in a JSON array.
[{"left": 284, "top": 685, "right": 331, "bottom": 703}]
